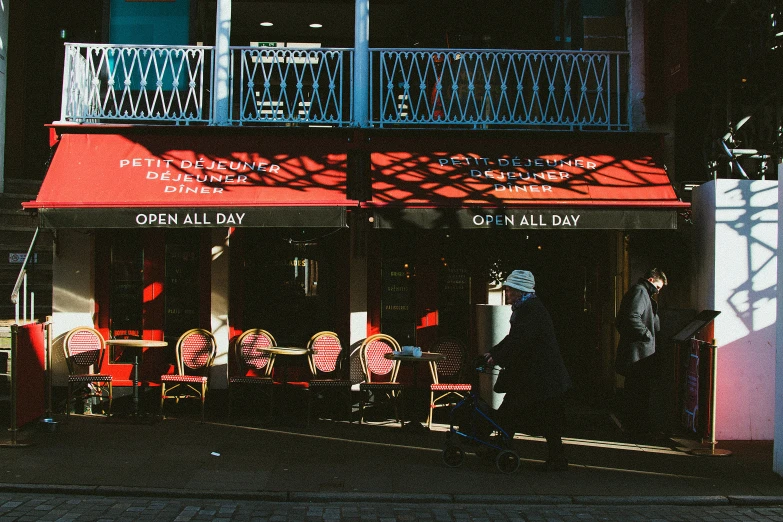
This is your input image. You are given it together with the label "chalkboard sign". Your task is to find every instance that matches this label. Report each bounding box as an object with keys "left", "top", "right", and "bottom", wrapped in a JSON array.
[
  {"left": 164, "top": 242, "right": 200, "bottom": 340},
  {"left": 381, "top": 259, "right": 415, "bottom": 345},
  {"left": 438, "top": 265, "right": 470, "bottom": 337}
]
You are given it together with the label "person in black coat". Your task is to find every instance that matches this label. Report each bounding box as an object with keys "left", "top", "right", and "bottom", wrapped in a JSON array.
[
  {"left": 484, "top": 269, "right": 572, "bottom": 471},
  {"left": 615, "top": 268, "right": 667, "bottom": 438}
]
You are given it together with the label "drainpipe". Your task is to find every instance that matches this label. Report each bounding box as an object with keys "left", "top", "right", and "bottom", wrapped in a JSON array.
[
  {"left": 212, "top": 0, "right": 232, "bottom": 125},
  {"left": 353, "top": 0, "right": 369, "bottom": 127}
]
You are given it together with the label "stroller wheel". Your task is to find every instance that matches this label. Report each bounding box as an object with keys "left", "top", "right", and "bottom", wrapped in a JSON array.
[
  {"left": 442, "top": 445, "right": 465, "bottom": 467},
  {"left": 495, "top": 450, "right": 520, "bottom": 474}
]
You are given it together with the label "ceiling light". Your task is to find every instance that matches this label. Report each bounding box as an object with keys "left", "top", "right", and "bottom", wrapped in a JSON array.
[
  {"left": 260, "top": 22, "right": 273, "bottom": 27},
  {"left": 309, "top": 23, "right": 323, "bottom": 28}
]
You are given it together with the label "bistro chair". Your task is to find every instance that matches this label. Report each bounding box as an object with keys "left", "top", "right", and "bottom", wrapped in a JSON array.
[
  {"left": 160, "top": 328, "right": 216, "bottom": 422},
  {"left": 63, "top": 327, "right": 113, "bottom": 417},
  {"left": 426, "top": 337, "right": 472, "bottom": 429},
  {"left": 228, "top": 328, "right": 277, "bottom": 421},
  {"left": 358, "top": 334, "right": 404, "bottom": 426},
  {"left": 297, "top": 331, "right": 352, "bottom": 427}
]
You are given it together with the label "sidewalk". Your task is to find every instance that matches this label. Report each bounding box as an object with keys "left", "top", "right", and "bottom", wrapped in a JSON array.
[{"left": 1, "top": 406, "right": 783, "bottom": 506}]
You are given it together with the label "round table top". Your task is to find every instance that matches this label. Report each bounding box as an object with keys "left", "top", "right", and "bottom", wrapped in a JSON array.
[
  {"left": 255, "top": 346, "right": 310, "bottom": 356},
  {"left": 105, "top": 339, "right": 168, "bottom": 348},
  {"left": 384, "top": 351, "right": 444, "bottom": 362}
]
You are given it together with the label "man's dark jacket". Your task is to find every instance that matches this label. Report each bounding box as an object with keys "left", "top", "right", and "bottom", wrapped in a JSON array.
[
  {"left": 615, "top": 278, "right": 660, "bottom": 376},
  {"left": 489, "top": 297, "right": 571, "bottom": 402}
]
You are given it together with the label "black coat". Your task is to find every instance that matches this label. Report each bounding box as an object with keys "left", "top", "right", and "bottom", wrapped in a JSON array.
[
  {"left": 615, "top": 278, "right": 660, "bottom": 376},
  {"left": 488, "top": 297, "right": 571, "bottom": 402}
]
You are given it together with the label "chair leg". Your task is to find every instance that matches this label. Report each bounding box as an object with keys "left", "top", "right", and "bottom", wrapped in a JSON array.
[
  {"left": 160, "top": 383, "right": 166, "bottom": 418},
  {"left": 200, "top": 382, "right": 206, "bottom": 422},
  {"left": 306, "top": 390, "right": 313, "bottom": 429},
  {"left": 66, "top": 382, "right": 72, "bottom": 417},
  {"left": 107, "top": 382, "right": 113, "bottom": 417},
  {"left": 359, "top": 391, "right": 365, "bottom": 424},
  {"left": 427, "top": 390, "right": 434, "bottom": 429}
]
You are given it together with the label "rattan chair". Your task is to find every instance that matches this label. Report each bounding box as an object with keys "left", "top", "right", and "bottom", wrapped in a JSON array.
[
  {"left": 160, "top": 328, "right": 216, "bottom": 422},
  {"left": 300, "top": 331, "right": 352, "bottom": 427},
  {"left": 228, "top": 329, "right": 277, "bottom": 420},
  {"left": 63, "top": 327, "right": 113, "bottom": 417},
  {"left": 358, "top": 334, "right": 404, "bottom": 426},
  {"left": 426, "top": 337, "right": 472, "bottom": 429}
]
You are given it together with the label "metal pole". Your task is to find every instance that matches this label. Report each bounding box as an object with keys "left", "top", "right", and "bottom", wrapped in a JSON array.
[
  {"left": 22, "top": 273, "right": 27, "bottom": 324},
  {"left": 45, "top": 320, "right": 53, "bottom": 417},
  {"left": 691, "top": 339, "right": 731, "bottom": 456}
]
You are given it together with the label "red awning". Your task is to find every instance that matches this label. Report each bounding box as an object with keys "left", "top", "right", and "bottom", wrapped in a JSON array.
[
  {"left": 365, "top": 135, "right": 689, "bottom": 229},
  {"left": 26, "top": 133, "right": 356, "bottom": 228}
]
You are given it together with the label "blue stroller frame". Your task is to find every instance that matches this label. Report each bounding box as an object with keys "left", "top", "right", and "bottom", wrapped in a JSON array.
[{"left": 442, "top": 365, "right": 521, "bottom": 473}]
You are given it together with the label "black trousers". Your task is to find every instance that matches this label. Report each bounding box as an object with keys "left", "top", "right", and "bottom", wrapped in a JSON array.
[
  {"left": 622, "top": 353, "right": 659, "bottom": 434},
  {"left": 496, "top": 393, "right": 566, "bottom": 459}
]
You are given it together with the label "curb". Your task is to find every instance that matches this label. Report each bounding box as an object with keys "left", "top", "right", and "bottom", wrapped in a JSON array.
[{"left": 0, "top": 484, "right": 781, "bottom": 506}]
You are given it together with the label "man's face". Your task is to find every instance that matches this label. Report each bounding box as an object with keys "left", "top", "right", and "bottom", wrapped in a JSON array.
[
  {"left": 504, "top": 286, "right": 523, "bottom": 302},
  {"left": 648, "top": 278, "right": 664, "bottom": 294}
]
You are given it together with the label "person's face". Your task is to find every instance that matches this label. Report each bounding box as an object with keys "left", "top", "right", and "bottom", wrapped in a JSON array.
[
  {"left": 504, "top": 286, "right": 523, "bottom": 303},
  {"left": 648, "top": 277, "right": 664, "bottom": 294}
]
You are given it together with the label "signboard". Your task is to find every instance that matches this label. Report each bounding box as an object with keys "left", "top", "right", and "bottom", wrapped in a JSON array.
[{"left": 8, "top": 253, "right": 37, "bottom": 264}]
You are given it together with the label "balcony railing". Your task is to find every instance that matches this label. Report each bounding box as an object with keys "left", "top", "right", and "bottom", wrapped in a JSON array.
[
  {"left": 60, "top": 43, "right": 629, "bottom": 131},
  {"left": 231, "top": 46, "right": 352, "bottom": 125},
  {"left": 61, "top": 44, "right": 213, "bottom": 124},
  {"left": 371, "top": 49, "right": 629, "bottom": 130}
]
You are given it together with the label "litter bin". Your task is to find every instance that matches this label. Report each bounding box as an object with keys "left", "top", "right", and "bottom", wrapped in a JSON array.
[{"left": 474, "top": 304, "right": 511, "bottom": 410}]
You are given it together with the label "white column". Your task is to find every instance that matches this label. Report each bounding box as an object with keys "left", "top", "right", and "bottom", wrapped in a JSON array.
[
  {"left": 212, "top": 0, "right": 231, "bottom": 125},
  {"left": 349, "top": 214, "right": 368, "bottom": 347},
  {"left": 352, "top": 0, "right": 369, "bottom": 127},
  {"left": 775, "top": 163, "right": 783, "bottom": 474},
  {"left": 210, "top": 228, "right": 231, "bottom": 389},
  {"left": 0, "top": 0, "right": 9, "bottom": 192},
  {"left": 694, "top": 179, "right": 778, "bottom": 441},
  {"left": 51, "top": 230, "right": 96, "bottom": 386}
]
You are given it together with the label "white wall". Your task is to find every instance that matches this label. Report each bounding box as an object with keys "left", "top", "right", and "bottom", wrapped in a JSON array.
[
  {"left": 774, "top": 164, "right": 783, "bottom": 473},
  {"left": 50, "top": 230, "right": 96, "bottom": 386},
  {"left": 694, "top": 179, "right": 778, "bottom": 440},
  {"left": 210, "top": 228, "right": 230, "bottom": 389}
]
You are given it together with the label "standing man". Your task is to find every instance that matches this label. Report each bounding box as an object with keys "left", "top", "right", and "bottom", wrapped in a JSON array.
[
  {"left": 484, "top": 269, "right": 572, "bottom": 471},
  {"left": 615, "top": 268, "right": 667, "bottom": 440}
]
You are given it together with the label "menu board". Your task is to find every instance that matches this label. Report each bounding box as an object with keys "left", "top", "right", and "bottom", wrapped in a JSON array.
[
  {"left": 381, "top": 260, "right": 415, "bottom": 345},
  {"left": 164, "top": 242, "right": 200, "bottom": 341},
  {"left": 438, "top": 265, "right": 470, "bottom": 337}
]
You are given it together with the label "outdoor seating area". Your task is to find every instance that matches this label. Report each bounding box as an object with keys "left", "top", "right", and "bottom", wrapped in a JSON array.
[{"left": 54, "top": 325, "right": 469, "bottom": 430}]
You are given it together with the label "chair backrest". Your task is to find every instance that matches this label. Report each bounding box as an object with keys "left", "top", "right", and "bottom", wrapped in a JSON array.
[
  {"left": 430, "top": 337, "right": 468, "bottom": 383},
  {"left": 306, "top": 331, "right": 343, "bottom": 377},
  {"left": 175, "top": 328, "right": 217, "bottom": 376},
  {"left": 359, "top": 334, "right": 401, "bottom": 383},
  {"left": 63, "top": 327, "right": 106, "bottom": 373},
  {"left": 234, "top": 328, "right": 276, "bottom": 376}
]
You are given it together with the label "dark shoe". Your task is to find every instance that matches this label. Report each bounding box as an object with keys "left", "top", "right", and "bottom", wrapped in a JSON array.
[{"left": 536, "top": 458, "right": 569, "bottom": 472}]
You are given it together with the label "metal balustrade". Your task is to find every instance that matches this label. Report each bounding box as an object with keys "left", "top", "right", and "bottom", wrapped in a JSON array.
[
  {"left": 232, "top": 47, "right": 352, "bottom": 126},
  {"left": 370, "top": 49, "right": 629, "bottom": 130},
  {"left": 60, "top": 44, "right": 213, "bottom": 124},
  {"left": 59, "top": 44, "right": 630, "bottom": 130}
]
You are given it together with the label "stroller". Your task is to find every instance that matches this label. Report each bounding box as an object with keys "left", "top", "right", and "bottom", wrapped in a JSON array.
[{"left": 441, "top": 362, "right": 520, "bottom": 473}]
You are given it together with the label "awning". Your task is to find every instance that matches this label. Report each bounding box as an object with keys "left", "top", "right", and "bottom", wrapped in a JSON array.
[
  {"left": 25, "top": 133, "right": 356, "bottom": 228},
  {"left": 365, "top": 135, "right": 689, "bottom": 230}
]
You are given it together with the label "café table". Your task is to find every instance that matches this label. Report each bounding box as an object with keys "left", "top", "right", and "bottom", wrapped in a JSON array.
[
  {"left": 105, "top": 339, "right": 168, "bottom": 416},
  {"left": 254, "top": 346, "right": 312, "bottom": 422},
  {"left": 384, "top": 351, "right": 445, "bottom": 432}
]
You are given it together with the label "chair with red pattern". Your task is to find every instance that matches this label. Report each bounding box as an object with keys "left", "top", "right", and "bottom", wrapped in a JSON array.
[
  {"left": 160, "top": 328, "right": 216, "bottom": 422},
  {"left": 426, "top": 337, "right": 472, "bottom": 429},
  {"left": 358, "top": 333, "right": 404, "bottom": 426},
  {"left": 228, "top": 329, "right": 277, "bottom": 421},
  {"left": 298, "top": 331, "right": 352, "bottom": 427},
  {"left": 63, "top": 327, "right": 113, "bottom": 417}
]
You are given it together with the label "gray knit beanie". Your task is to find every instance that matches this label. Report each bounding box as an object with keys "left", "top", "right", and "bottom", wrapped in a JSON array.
[{"left": 503, "top": 270, "right": 535, "bottom": 292}]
